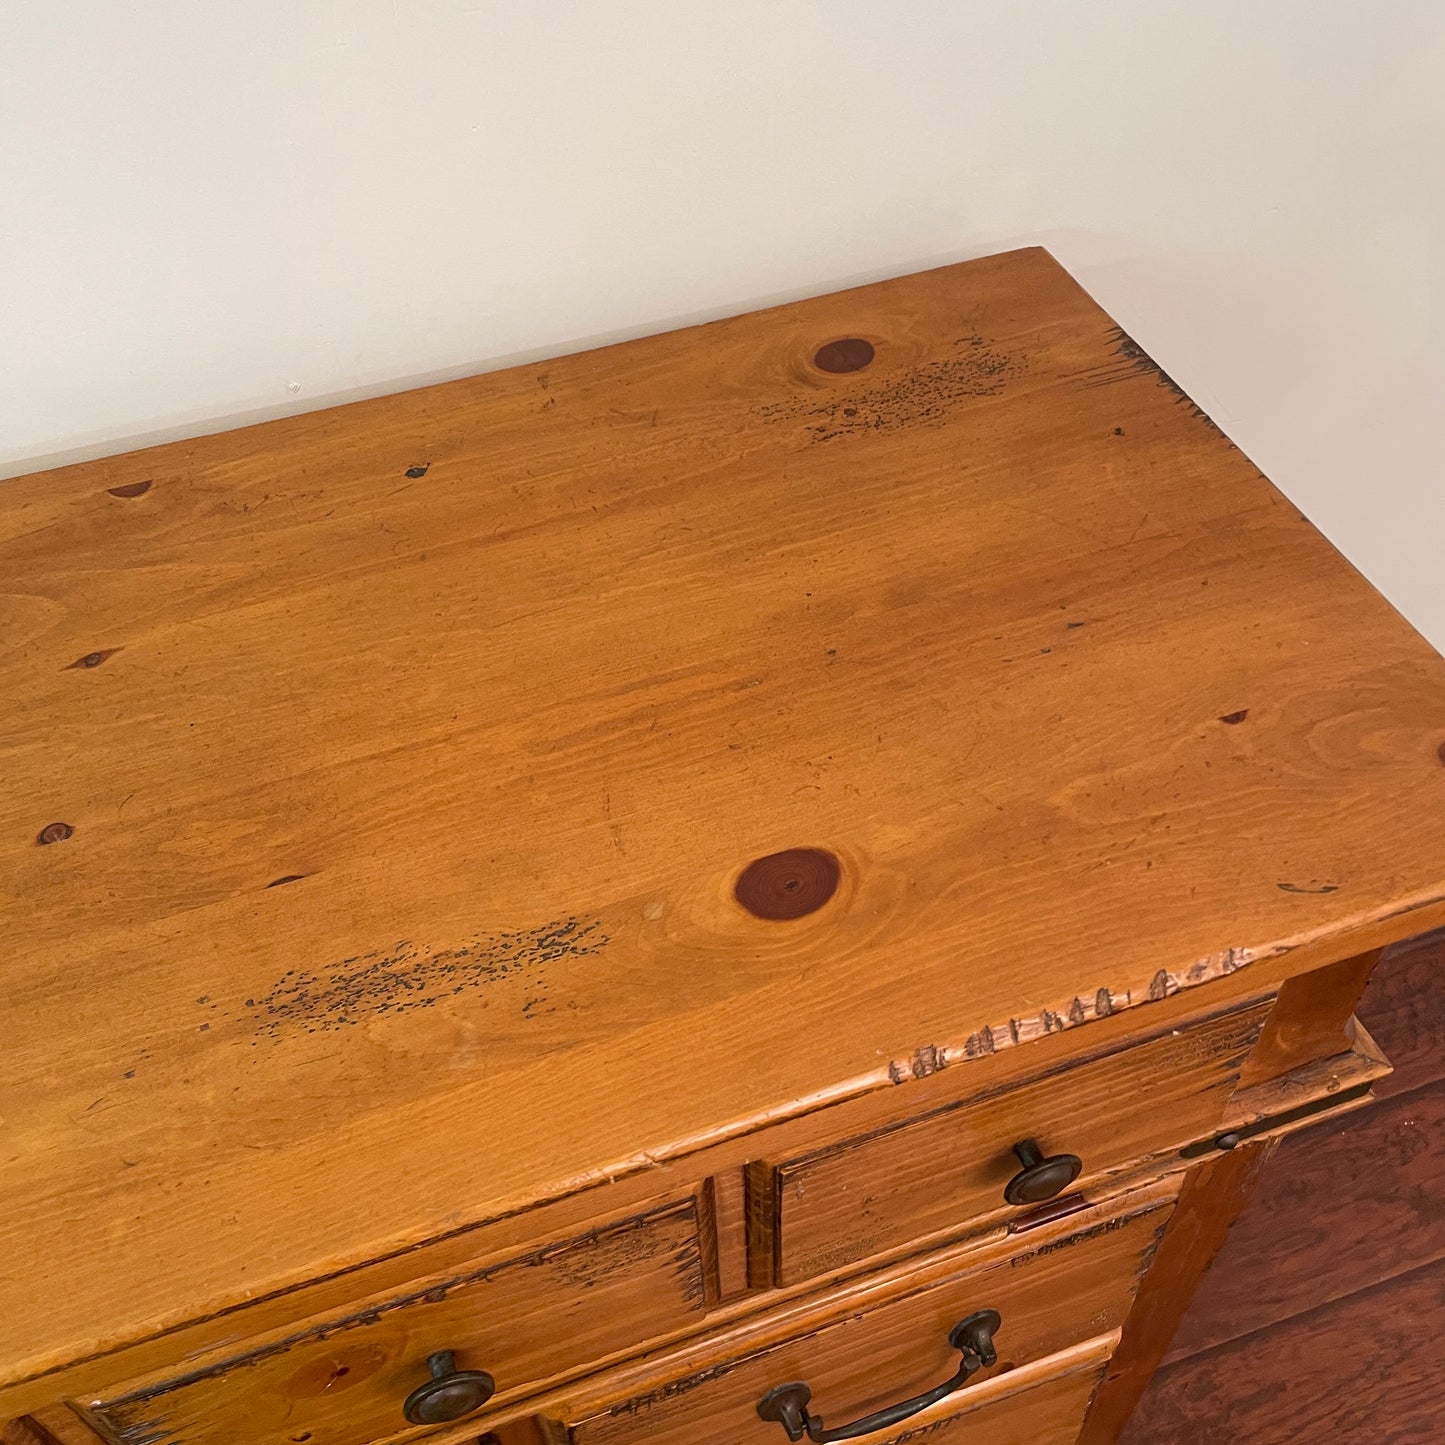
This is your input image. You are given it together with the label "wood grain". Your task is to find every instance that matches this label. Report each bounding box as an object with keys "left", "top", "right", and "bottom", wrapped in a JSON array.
[
  {"left": 581, "top": 1335, "right": 1114, "bottom": 1445},
  {"left": 7, "top": 246, "right": 1445, "bottom": 1387},
  {"left": 3, "top": 1411, "right": 102, "bottom": 1445},
  {"left": 1077, "top": 1140, "right": 1276, "bottom": 1445},
  {"left": 562, "top": 1200, "right": 1166, "bottom": 1445},
  {"left": 1235, "top": 948, "right": 1378, "bottom": 1087},
  {"left": 1126, "top": 1253, "right": 1445, "bottom": 1444},
  {"left": 1361, "top": 926, "right": 1445, "bottom": 1098},
  {"left": 1166, "top": 1063, "right": 1445, "bottom": 1365},
  {"left": 768, "top": 1000, "right": 1267, "bottom": 1284},
  {"left": 85, "top": 1197, "right": 708, "bottom": 1445}
]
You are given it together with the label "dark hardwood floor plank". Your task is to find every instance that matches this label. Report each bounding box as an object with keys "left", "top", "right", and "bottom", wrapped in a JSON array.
[
  {"left": 1361, "top": 926, "right": 1445, "bottom": 1099},
  {"left": 1123, "top": 1254, "right": 1445, "bottom": 1444},
  {"left": 1163, "top": 1079, "right": 1445, "bottom": 1361}
]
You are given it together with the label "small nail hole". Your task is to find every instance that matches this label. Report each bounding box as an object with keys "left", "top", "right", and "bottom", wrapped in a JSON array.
[{"left": 814, "top": 338, "right": 874, "bottom": 374}]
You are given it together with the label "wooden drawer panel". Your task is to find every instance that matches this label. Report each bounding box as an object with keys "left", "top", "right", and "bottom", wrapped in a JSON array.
[
  {"left": 826, "top": 1335, "right": 1112, "bottom": 1445},
  {"left": 762, "top": 999, "right": 1269, "bottom": 1285},
  {"left": 560, "top": 1189, "right": 1170, "bottom": 1445},
  {"left": 84, "top": 1196, "right": 710, "bottom": 1445}
]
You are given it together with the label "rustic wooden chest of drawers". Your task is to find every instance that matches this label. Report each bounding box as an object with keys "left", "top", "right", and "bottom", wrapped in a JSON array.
[{"left": 6, "top": 248, "right": 1445, "bottom": 1444}]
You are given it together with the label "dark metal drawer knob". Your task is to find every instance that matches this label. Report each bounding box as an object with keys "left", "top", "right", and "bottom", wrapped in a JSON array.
[
  {"left": 1004, "top": 1138, "right": 1083, "bottom": 1206},
  {"left": 757, "top": 1309, "right": 1001, "bottom": 1441},
  {"left": 402, "top": 1350, "right": 496, "bottom": 1425}
]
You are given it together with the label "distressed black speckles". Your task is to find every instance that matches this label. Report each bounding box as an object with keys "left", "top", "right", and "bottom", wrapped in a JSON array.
[
  {"left": 239, "top": 916, "right": 609, "bottom": 1038},
  {"left": 758, "top": 335, "right": 1025, "bottom": 442},
  {"left": 98, "top": 1200, "right": 693, "bottom": 1422}
]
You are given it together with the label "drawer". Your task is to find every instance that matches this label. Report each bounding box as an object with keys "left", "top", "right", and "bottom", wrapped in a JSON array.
[
  {"left": 861, "top": 1338, "right": 1113, "bottom": 1445},
  {"left": 758, "top": 997, "right": 1269, "bottom": 1285},
  {"left": 557, "top": 1185, "right": 1171, "bottom": 1445},
  {"left": 82, "top": 1195, "right": 711, "bottom": 1445}
]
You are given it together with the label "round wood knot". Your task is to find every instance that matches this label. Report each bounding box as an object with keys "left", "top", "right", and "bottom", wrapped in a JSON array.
[
  {"left": 36, "top": 821, "right": 74, "bottom": 846},
  {"left": 734, "top": 848, "right": 840, "bottom": 920},
  {"left": 813, "top": 337, "right": 874, "bottom": 374}
]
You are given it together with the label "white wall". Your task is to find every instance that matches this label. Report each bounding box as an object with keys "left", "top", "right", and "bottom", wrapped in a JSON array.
[{"left": 4, "top": 2, "right": 1443, "bottom": 646}]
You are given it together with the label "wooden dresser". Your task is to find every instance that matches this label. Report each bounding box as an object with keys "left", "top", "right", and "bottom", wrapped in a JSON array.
[{"left": 6, "top": 248, "right": 1445, "bottom": 1445}]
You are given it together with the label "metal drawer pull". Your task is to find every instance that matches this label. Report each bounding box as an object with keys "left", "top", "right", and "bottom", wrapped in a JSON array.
[
  {"left": 402, "top": 1349, "right": 496, "bottom": 1425},
  {"left": 755, "top": 1308, "right": 1001, "bottom": 1441},
  {"left": 1004, "top": 1138, "right": 1083, "bottom": 1206}
]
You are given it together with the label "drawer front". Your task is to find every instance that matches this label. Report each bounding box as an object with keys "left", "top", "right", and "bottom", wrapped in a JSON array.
[
  {"left": 562, "top": 1190, "right": 1170, "bottom": 1445},
  {"left": 848, "top": 1341, "right": 1109, "bottom": 1445},
  {"left": 86, "top": 1197, "right": 710, "bottom": 1445},
  {"left": 764, "top": 998, "right": 1268, "bottom": 1284}
]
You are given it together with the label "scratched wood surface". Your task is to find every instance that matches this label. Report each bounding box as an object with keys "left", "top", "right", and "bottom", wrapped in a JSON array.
[
  {"left": 561, "top": 1196, "right": 1166, "bottom": 1445},
  {"left": 767, "top": 998, "right": 1267, "bottom": 1285},
  {"left": 6, "top": 247, "right": 1445, "bottom": 1387},
  {"left": 573, "top": 1336, "right": 1116, "bottom": 1445},
  {"left": 89, "top": 1198, "right": 709, "bottom": 1445}
]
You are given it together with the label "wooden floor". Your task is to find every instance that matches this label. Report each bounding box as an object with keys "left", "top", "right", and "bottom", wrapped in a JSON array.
[{"left": 1123, "top": 927, "right": 1445, "bottom": 1443}]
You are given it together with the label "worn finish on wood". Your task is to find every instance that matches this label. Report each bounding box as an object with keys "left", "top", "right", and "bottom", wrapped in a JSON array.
[
  {"left": 1235, "top": 948, "right": 1379, "bottom": 1088},
  {"left": 87, "top": 1197, "right": 709, "bottom": 1445},
  {"left": 7, "top": 248, "right": 1445, "bottom": 1417},
  {"left": 1215, "top": 1017, "right": 1389, "bottom": 1141},
  {"left": 0, "top": 974, "right": 1287, "bottom": 1425},
  {"left": 1127, "top": 1252, "right": 1445, "bottom": 1444},
  {"left": 561, "top": 1198, "right": 1167, "bottom": 1444},
  {"left": 1077, "top": 1140, "right": 1275, "bottom": 1445},
  {"left": 766, "top": 1000, "right": 1267, "bottom": 1284},
  {"left": 608, "top": 1335, "right": 1112, "bottom": 1445},
  {"left": 865, "top": 1347, "right": 1109, "bottom": 1445}
]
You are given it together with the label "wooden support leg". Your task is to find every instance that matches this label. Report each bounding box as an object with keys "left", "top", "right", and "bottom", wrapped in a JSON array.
[{"left": 1077, "top": 1139, "right": 1277, "bottom": 1445}]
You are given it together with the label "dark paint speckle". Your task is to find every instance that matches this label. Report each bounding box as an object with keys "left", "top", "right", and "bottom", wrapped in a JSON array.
[
  {"left": 240, "top": 916, "right": 609, "bottom": 1039},
  {"left": 760, "top": 334, "right": 1022, "bottom": 442}
]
